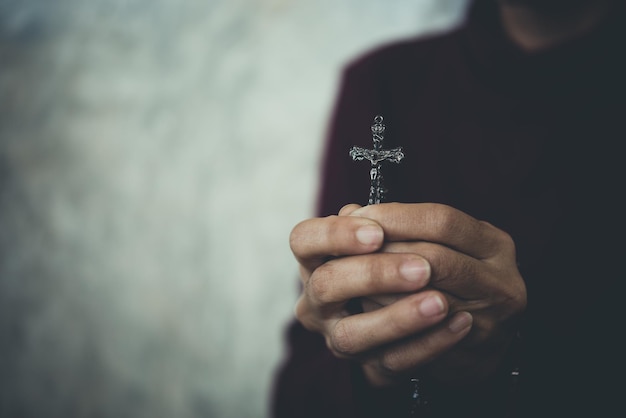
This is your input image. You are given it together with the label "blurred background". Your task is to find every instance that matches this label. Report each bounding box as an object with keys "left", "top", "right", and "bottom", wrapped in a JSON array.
[{"left": 0, "top": 1, "right": 469, "bottom": 417}]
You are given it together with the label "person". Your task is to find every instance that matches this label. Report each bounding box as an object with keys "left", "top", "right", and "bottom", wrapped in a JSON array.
[{"left": 271, "top": 0, "right": 625, "bottom": 416}]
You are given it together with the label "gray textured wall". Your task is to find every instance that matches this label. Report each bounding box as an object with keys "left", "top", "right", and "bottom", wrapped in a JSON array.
[{"left": 0, "top": 1, "right": 468, "bottom": 417}]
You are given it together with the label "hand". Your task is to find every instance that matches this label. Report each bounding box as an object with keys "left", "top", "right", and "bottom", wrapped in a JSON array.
[
  {"left": 290, "top": 204, "right": 494, "bottom": 386},
  {"left": 345, "top": 203, "right": 527, "bottom": 384}
]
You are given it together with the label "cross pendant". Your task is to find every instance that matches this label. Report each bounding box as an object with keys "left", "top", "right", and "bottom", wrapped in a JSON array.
[{"left": 349, "top": 115, "right": 404, "bottom": 205}]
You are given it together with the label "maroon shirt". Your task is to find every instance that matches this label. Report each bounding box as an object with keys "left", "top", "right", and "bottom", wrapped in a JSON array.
[{"left": 272, "top": 1, "right": 625, "bottom": 416}]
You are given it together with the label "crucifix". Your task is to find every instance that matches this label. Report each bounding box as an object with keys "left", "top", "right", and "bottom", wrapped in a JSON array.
[{"left": 349, "top": 115, "right": 404, "bottom": 204}]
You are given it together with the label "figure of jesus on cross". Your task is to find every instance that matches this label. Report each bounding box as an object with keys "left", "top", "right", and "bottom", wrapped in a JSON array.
[{"left": 349, "top": 115, "right": 405, "bottom": 205}]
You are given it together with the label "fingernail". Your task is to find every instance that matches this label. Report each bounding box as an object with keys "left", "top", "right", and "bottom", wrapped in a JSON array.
[
  {"left": 419, "top": 295, "right": 445, "bottom": 317},
  {"left": 356, "top": 225, "right": 383, "bottom": 246},
  {"left": 400, "top": 259, "right": 430, "bottom": 283},
  {"left": 448, "top": 312, "right": 473, "bottom": 333}
]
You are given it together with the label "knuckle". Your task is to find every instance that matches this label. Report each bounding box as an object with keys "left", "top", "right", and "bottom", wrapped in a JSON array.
[
  {"left": 426, "top": 245, "right": 474, "bottom": 286},
  {"left": 459, "top": 256, "right": 479, "bottom": 281},
  {"left": 492, "top": 225, "right": 516, "bottom": 253},
  {"left": 507, "top": 279, "right": 528, "bottom": 313},
  {"left": 293, "top": 297, "right": 307, "bottom": 323},
  {"left": 338, "top": 203, "right": 361, "bottom": 216},
  {"left": 289, "top": 215, "right": 341, "bottom": 254},
  {"left": 389, "top": 303, "right": 419, "bottom": 335},
  {"left": 516, "top": 287, "right": 528, "bottom": 311},
  {"left": 307, "top": 264, "right": 337, "bottom": 304},
  {"left": 329, "top": 321, "right": 357, "bottom": 357},
  {"left": 378, "top": 350, "right": 404, "bottom": 376},
  {"left": 293, "top": 297, "right": 321, "bottom": 333},
  {"left": 430, "top": 204, "right": 463, "bottom": 236},
  {"left": 288, "top": 220, "right": 308, "bottom": 253},
  {"left": 470, "top": 318, "right": 495, "bottom": 343},
  {"left": 368, "top": 260, "right": 394, "bottom": 289},
  {"left": 418, "top": 244, "right": 445, "bottom": 269},
  {"left": 479, "top": 221, "right": 517, "bottom": 258}
]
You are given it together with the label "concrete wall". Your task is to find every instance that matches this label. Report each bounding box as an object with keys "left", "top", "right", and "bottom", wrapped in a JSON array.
[{"left": 0, "top": 1, "right": 469, "bottom": 417}]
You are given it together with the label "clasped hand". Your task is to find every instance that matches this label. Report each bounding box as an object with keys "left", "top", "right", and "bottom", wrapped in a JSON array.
[{"left": 290, "top": 203, "right": 527, "bottom": 387}]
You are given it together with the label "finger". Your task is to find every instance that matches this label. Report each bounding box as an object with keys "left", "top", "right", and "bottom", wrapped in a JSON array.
[
  {"left": 383, "top": 241, "right": 492, "bottom": 299},
  {"left": 363, "top": 311, "right": 473, "bottom": 383},
  {"left": 326, "top": 291, "right": 448, "bottom": 358},
  {"left": 290, "top": 215, "right": 384, "bottom": 272},
  {"left": 351, "top": 203, "right": 514, "bottom": 260},
  {"left": 361, "top": 293, "right": 407, "bottom": 311},
  {"left": 306, "top": 253, "right": 431, "bottom": 304},
  {"left": 294, "top": 294, "right": 322, "bottom": 333},
  {"left": 338, "top": 203, "right": 363, "bottom": 216}
]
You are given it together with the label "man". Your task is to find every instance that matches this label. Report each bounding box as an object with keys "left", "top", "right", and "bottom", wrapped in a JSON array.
[{"left": 272, "top": 0, "right": 624, "bottom": 416}]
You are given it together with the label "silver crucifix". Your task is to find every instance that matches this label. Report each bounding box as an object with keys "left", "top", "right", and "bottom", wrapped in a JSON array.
[{"left": 349, "top": 115, "right": 404, "bottom": 204}]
